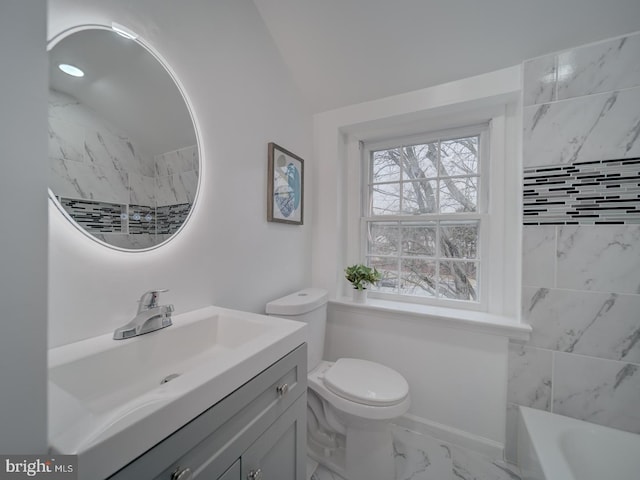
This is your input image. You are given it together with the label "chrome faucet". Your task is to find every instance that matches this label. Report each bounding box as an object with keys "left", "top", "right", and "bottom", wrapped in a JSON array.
[{"left": 113, "top": 289, "right": 174, "bottom": 340}]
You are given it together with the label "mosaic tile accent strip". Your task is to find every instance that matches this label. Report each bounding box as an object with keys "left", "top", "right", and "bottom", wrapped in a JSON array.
[
  {"left": 59, "top": 197, "right": 192, "bottom": 237},
  {"left": 523, "top": 157, "right": 640, "bottom": 225},
  {"left": 156, "top": 203, "right": 192, "bottom": 235},
  {"left": 128, "top": 204, "right": 156, "bottom": 235},
  {"left": 59, "top": 197, "right": 125, "bottom": 233}
]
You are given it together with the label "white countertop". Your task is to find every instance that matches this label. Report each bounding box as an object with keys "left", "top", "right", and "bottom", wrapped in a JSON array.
[{"left": 48, "top": 306, "right": 307, "bottom": 479}]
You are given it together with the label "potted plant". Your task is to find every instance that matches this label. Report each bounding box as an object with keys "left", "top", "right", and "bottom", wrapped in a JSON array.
[{"left": 345, "top": 264, "right": 381, "bottom": 302}]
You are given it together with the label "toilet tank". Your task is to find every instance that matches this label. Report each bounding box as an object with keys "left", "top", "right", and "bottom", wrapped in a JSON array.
[{"left": 266, "top": 288, "right": 328, "bottom": 372}]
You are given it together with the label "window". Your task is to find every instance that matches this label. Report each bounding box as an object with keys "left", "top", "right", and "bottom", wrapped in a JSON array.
[{"left": 362, "top": 125, "right": 489, "bottom": 309}]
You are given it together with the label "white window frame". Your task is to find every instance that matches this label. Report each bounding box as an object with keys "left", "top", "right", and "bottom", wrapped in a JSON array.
[{"left": 359, "top": 123, "right": 498, "bottom": 312}]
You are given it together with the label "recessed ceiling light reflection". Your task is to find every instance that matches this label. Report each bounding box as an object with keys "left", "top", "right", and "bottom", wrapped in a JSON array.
[{"left": 58, "top": 63, "right": 84, "bottom": 77}]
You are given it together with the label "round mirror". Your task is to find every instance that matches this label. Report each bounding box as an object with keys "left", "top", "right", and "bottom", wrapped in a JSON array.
[{"left": 48, "top": 26, "right": 199, "bottom": 250}]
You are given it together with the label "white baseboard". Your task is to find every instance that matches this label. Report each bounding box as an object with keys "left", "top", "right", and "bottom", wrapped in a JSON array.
[{"left": 394, "top": 413, "right": 505, "bottom": 460}]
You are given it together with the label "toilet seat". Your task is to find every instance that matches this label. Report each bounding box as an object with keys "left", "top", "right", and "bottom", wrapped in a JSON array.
[
  {"left": 308, "top": 360, "right": 410, "bottom": 420},
  {"left": 323, "top": 358, "right": 409, "bottom": 406}
]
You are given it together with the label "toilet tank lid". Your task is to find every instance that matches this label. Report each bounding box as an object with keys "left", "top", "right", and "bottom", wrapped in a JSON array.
[{"left": 266, "top": 288, "right": 329, "bottom": 315}]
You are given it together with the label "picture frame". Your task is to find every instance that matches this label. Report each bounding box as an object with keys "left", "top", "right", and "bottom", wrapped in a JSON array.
[{"left": 267, "top": 142, "right": 304, "bottom": 225}]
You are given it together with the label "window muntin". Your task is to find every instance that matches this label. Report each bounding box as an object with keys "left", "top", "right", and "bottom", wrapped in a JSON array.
[{"left": 363, "top": 128, "right": 487, "bottom": 306}]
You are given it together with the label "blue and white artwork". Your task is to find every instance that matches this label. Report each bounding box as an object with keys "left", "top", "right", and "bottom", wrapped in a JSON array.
[{"left": 269, "top": 143, "right": 304, "bottom": 224}]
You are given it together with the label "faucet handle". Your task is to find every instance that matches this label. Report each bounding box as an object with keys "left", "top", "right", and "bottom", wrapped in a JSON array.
[{"left": 138, "top": 289, "right": 169, "bottom": 311}]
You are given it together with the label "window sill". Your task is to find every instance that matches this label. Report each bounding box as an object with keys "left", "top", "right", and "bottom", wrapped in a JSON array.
[{"left": 330, "top": 297, "right": 531, "bottom": 341}]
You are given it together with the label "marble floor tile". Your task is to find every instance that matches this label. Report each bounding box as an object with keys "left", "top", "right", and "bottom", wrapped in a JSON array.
[
  {"left": 307, "top": 458, "right": 319, "bottom": 480},
  {"left": 310, "top": 463, "right": 347, "bottom": 480},
  {"left": 309, "top": 424, "right": 521, "bottom": 480},
  {"left": 393, "top": 426, "right": 452, "bottom": 480},
  {"left": 451, "top": 445, "right": 521, "bottom": 480}
]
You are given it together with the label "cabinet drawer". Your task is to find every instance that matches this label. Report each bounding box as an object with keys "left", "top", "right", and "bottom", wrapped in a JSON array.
[
  {"left": 109, "top": 343, "right": 307, "bottom": 479},
  {"left": 241, "top": 395, "right": 306, "bottom": 480},
  {"left": 217, "top": 459, "right": 240, "bottom": 480}
]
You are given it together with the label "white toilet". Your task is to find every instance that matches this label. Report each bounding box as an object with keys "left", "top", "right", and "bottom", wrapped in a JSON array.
[{"left": 266, "top": 288, "right": 410, "bottom": 480}]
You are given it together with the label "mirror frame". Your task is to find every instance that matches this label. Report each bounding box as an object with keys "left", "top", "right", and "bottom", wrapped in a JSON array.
[{"left": 47, "top": 23, "right": 202, "bottom": 252}]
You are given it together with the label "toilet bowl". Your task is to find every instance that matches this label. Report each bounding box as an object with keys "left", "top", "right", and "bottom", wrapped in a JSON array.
[
  {"left": 309, "top": 359, "right": 410, "bottom": 421},
  {"left": 307, "top": 359, "right": 410, "bottom": 480},
  {"left": 266, "top": 288, "right": 410, "bottom": 480}
]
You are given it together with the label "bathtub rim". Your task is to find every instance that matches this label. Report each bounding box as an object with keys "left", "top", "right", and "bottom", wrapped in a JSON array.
[
  {"left": 516, "top": 405, "right": 640, "bottom": 480},
  {"left": 517, "top": 406, "right": 574, "bottom": 480}
]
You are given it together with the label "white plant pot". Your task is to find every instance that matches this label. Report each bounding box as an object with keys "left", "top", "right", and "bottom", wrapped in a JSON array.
[{"left": 352, "top": 289, "right": 367, "bottom": 304}]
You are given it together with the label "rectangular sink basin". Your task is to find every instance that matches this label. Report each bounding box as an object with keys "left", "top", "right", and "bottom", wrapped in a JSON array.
[
  {"left": 50, "top": 311, "right": 271, "bottom": 414},
  {"left": 48, "top": 305, "right": 307, "bottom": 479}
]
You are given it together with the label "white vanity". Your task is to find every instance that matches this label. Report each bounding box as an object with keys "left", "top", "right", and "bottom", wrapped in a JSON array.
[{"left": 48, "top": 306, "right": 307, "bottom": 479}]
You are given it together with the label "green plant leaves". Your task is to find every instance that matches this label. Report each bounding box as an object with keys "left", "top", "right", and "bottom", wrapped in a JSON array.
[{"left": 344, "top": 264, "right": 381, "bottom": 290}]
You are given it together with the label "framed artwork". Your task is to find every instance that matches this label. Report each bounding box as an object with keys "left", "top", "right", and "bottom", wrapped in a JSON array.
[{"left": 267, "top": 142, "right": 304, "bottom": 225}]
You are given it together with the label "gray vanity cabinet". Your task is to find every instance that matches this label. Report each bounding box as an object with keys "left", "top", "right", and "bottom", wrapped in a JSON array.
[
  {"left": 241, "top": 396, "right": 306, "bottom": 480},
  {"left": 109, "top": 344, "right": 307, "bottom": 480},
  {"left": 216, "top": 460, "right": 240, "bottom": 480}
]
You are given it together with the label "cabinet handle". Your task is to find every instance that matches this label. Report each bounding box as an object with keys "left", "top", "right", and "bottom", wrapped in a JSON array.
[
  {"left": 276, "top": 383, "right": 289, "bottom": 396},
  {"left": 247, "top": 468, "right": 263, "bottom": 480},
  {"left": 171, "top": 467, "right": 192, "bottom": 480}
]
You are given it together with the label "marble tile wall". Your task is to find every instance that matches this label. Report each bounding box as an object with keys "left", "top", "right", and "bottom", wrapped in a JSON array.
[
  {"left": 154, "top": 145, "right": 199, "bottom": 207},
  {"left": 507, "top": 30, "right": 640, "bottom": 462},
  {"left": 49, "top": 90, "right": 155, "bottom": 206}
]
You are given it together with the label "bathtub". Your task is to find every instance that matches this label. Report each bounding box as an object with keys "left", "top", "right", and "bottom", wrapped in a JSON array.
[{"left": 517, "top": 406, "right": 640, "bottom": 480}]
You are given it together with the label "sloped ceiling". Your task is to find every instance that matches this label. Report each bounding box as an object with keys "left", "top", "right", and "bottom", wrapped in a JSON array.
[{"left": 253, "top": 0, "right": 640, "bottom": 113}]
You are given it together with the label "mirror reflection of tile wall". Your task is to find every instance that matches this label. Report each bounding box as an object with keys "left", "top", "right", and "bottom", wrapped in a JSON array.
[{"left": 48, "top": 90, "right": 197, "bottom": 249}]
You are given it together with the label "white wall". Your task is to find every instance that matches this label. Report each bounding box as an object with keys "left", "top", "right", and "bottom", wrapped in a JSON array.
[
  {"left": 312, "top": 67, "right": 522, "bottom": 453},
  {"left": 0, "top": 0, "right": 48, "bottom": 453},
  {"left": 326, "top": 303, "right": 508, "bottom": 451},
  {"left": 48, "top": 0, "right": 313, "bottom": 347}
]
